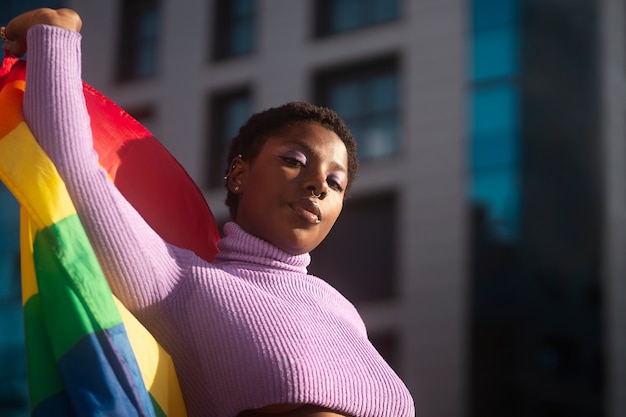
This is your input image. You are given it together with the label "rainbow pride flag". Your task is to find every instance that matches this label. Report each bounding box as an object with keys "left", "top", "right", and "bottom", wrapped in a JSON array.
[{"left": 0, "top": 54, "right": 219, "bottom": 416}]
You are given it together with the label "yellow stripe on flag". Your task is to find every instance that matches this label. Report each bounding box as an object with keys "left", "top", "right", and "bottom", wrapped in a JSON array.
[
  {"left": 0, "top": 122, "right": 75, "bottom": 229},
  {"left": 20, "top": 209, "right": 39, "bottom": 305},
  {"left": 114, "top": 298, "right": 187, "bottom": 412}
]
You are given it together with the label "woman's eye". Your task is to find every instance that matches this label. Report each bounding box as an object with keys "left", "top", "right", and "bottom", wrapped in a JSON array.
[
  {"left": 282, "top": 157, "right": 304, "bottom": 166},
  {"left": 327, "top": 174, "right": 345, "bottom": 192},
  {"left": 280, "top": 151, "right": 307, "bottom": 167}
]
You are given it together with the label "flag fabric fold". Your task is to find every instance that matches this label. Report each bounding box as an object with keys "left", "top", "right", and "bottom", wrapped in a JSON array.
[{"left": 0, "top": 54, "right": 219, "bottom": 416}]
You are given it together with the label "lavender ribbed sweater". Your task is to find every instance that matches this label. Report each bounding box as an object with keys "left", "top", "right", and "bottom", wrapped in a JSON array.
[{"left": 22, "top": 25, "right": 415, "bottom": 417}]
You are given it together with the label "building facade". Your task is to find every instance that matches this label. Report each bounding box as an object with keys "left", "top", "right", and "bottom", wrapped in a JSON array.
[{"left": 0, "top": 0, "right": 623, "bottom": 416}]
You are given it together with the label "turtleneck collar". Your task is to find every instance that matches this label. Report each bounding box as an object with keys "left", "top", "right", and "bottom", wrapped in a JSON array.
[{"left": 214, "top": 222, "right": 311, "bottom": 274}]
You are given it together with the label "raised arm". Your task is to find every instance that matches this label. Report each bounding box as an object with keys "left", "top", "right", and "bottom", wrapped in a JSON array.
[{"left": 2, "top": 9, "right": 192, "bottom": 319}]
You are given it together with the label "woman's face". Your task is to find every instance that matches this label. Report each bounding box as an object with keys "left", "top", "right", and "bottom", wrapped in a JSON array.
[{"left": 233, "top": 122, "right": 349, "bottom": 255}]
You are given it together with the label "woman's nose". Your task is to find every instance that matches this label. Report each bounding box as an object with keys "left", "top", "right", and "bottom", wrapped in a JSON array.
[
  {"left": 303, "top": 169, "right": 329, "bottom": 200},
  {"left": 307, "top": 185, "right": 327, "bottom": 200}
]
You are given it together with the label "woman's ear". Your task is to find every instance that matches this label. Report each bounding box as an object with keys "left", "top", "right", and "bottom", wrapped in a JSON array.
[{"left": 226, "top": 155, "right": 246, "bottom": 194}]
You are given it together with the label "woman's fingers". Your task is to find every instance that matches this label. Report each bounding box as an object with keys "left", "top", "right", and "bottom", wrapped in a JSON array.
[
  {"left": 1, "top": 8, "right": 81, "bottom": 57},
  {"left": 1, "top": 24, "right": 26, "bottom": 57}
]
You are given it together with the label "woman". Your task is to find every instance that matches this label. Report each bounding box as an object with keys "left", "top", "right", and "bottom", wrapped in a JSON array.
[{"left": 2, "top": 8, "right": 415, "bottom": 417}]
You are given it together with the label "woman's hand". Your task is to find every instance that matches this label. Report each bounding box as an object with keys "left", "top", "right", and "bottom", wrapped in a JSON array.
[{"left": 1, "top": 8, "right": 81, "bottom": 57}]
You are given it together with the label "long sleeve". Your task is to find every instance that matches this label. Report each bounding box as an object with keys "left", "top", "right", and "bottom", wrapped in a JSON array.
[{"left": 22, "top": 25, "right": 193, "bottom": 319}]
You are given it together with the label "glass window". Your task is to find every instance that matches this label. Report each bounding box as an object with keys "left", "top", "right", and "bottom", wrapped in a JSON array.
[
  {"left": 472, "top": 0, "right": 517, "bottom": 30},
  {"left": 471, "top": 84, "right": 519, "bottom": 170},
  {"left": 213, "top": 0, "right": 257, "bottom": 60},
  {"left": 118, "top": 0, "right": 161, "bottom": 81},
  {"left": 472, "top": 26, "right": 518, "bottom": 81},
  {"left": 316, "top": 0, "right": 400, "bottom": 36},
  {"left": 469, "top": 0, "right": 520, "bottom": 243},
  {"left": 309, "top": 192, "right": 396, "bottom": 303},
  {"left": 470, "top": 0, "right": 518, "bottom": 82},
  {"left": 470, "top": 82, "right": 520, "bottom": 242},
  {"left": 471, "top": 169, "right": 520, "bottom": 242},
  {"left": 208, "top": 89, "right": 252, "bottom": 188},
  {"left": 315, "top": 57, "right": 400, "bottom": 160}
]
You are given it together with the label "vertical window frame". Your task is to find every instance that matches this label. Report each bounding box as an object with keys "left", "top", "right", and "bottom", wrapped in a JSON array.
[{"left": 117, "top": 0, "right": 161, "bottom": 82}]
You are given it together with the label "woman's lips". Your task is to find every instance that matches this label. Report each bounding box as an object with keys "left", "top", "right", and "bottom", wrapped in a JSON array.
[{"left": 291, "top": 199, "right": 322, "bottom": 224}]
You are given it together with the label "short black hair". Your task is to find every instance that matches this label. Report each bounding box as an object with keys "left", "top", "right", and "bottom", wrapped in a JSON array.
[{"left": 224, "top": 101, "right": 358, "bottom": 219}]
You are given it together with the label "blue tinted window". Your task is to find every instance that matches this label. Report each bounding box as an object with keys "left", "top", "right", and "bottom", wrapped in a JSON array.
[
  {"left": 472, "top": 0, "right": 517, "bottom": 29},
  {"left": 472, "top": 84, "right": 518, "bottom": 136},
  {"left": 471, "top": 84, "right": 519, "bottom": 170},
  {"left": 230, "top": 20, "right": 254, "bottom": 56},
  {"left": 472, "top": 26, "right": 518, "bottom": 81},
  {"left": 230, "top": 0, "right": 256, "bottom": 56},
  {"left": 470, "top": 83, "right": 520, "bottom": 240},
  {"left": 224, "top": 96, "right": 251, "bottom": 142},
  {"left": 324, "top": 68, "right": 400, "bottom": 159},
  {"left": 118, "top": 0, "right": 160, "bottom": 81},
  {"left": 329, "top": 0, "right": 361, "bottom": 32},
  {"left": 136, "top": 9, "right": 159, "bottom": 77},
  {"left": 370, "top": 73, "right": 398, "bottom": 112},
  {"left": 472, "top": 131, "right": 518, "bottom": 171},
  {"left": 471, "top": 169, "right": 520, "bottom": 241},
  {"left": 214, "top": 0, "right": 256, "bottom": 59},
  {"left": 360, "top": 114, "right": 399, "bottom": 158},
  {"left": 330, "top": 81, "right": 361, "bottom": 118},
  {"left": 469, "top": 0, "right": 520, "bottom": 242},
  {"left": 233, "top": 0, "right": 255, "bottom": 14},
  {"left": 317, "top": 0, "right": 400, "bottom": 36}
]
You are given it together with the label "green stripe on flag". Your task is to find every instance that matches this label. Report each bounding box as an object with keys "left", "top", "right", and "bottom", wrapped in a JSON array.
[
  {"left": 23, "top": 294, "right": 65, "bottom": 409},
  {"left": 33, "top": 214, "right": 123, "bottom": 358}
]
